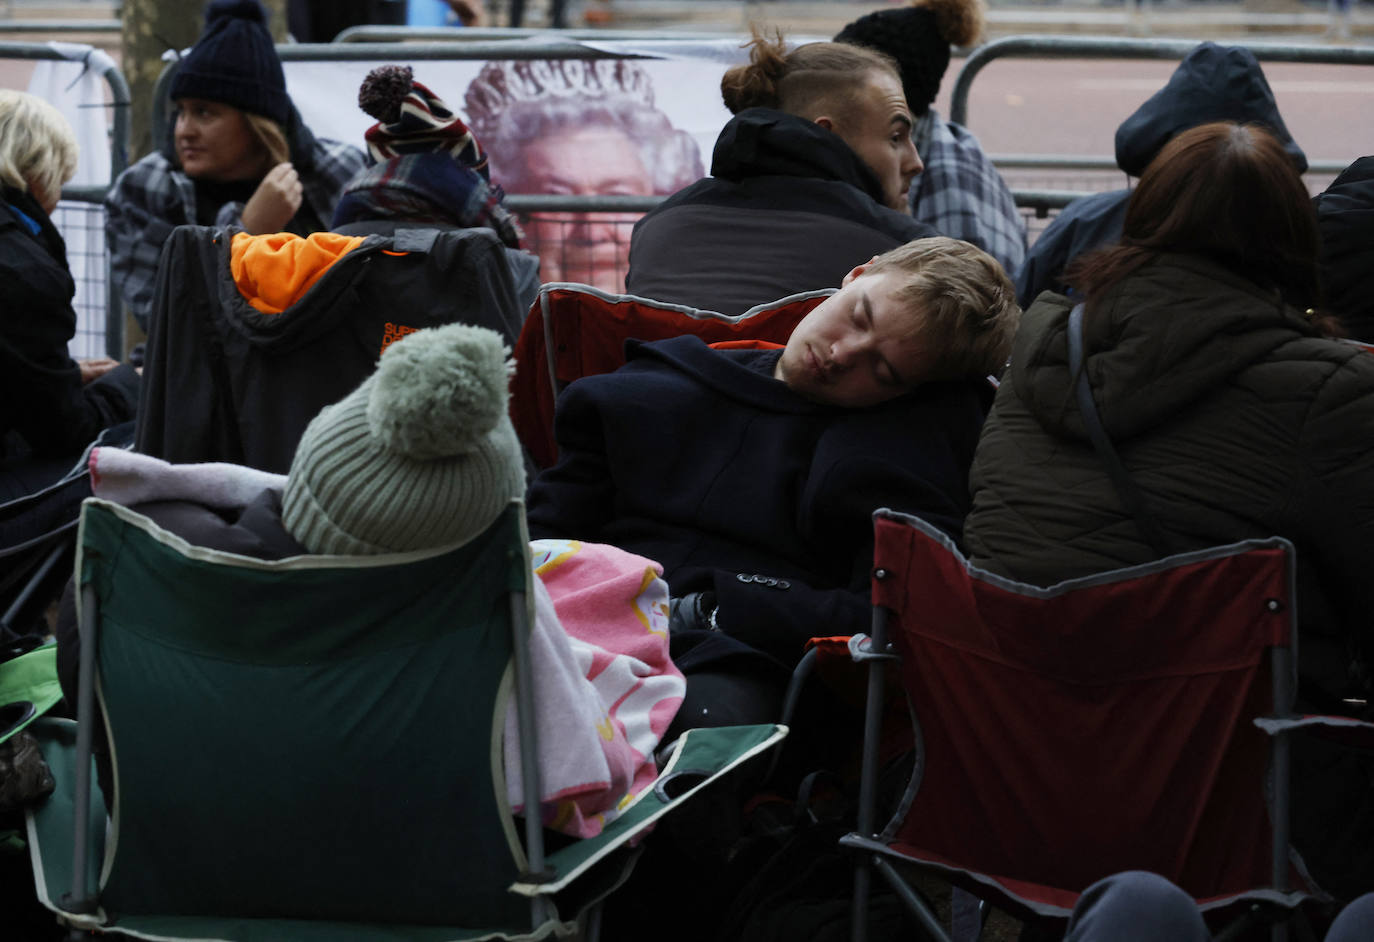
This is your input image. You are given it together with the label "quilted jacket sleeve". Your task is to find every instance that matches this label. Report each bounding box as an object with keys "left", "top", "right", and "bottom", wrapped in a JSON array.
[{"left": 1292, "top": 348, "right": 1374, "bottom": 691}]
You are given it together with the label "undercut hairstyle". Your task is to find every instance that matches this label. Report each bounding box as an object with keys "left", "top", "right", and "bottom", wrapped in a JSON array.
[
  {"left": 720, "top": 29, "right": 902, "bottom": 121},
  {"left": 1066, "top": 121, "right": 1324, "bottom": 319},
  {"left": 0, "top": 89, "right": 78, "bottom": 209},
  {"left": 864, "top": 236, "right": 1020, "bottom": 379},
  {"left": 244, "top": 112, "right": 289, "bottom": 167}
]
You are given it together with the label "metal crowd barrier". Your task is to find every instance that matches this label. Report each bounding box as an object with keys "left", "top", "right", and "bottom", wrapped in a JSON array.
[
  {"left": 52, "top": 190, "right": 111, "bottom": 361},
  {"left": 1, "top": 41, "right": 128, "bottom": 358},
  {"left": 333, "top": 25, "right": 735, "bottom": 42},
  {"left": 0, "top": 20, "right": 120, "bottom": 34},
  {"left": 952, "top": 35, "right": 1374, "bottom": 179}
]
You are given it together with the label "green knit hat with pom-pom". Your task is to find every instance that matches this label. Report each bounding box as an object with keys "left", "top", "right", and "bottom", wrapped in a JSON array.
[{"left": 283, "top": 323, "right": 525, "bottom": 556}]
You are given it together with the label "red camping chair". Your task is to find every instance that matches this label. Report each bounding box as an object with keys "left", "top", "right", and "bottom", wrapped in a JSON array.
[
  {"left": 844, "top": 509, "right": 1374, "bottom": 942},
  {"left": 509, "top": 282, "right": 829, "bottom": 470}
]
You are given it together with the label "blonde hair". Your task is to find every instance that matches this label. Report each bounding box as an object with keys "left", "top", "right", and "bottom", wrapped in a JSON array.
[
  {"left": 720, "top": 29, "right": 901, "bottom": 120},
  {"left": 865, "top": 236, "right": 1020, "bottom": 378},
  {"left": 244, "top": 112, "right": 289, "bottom": 167},
  {"left": 0, "top": 90, "right": 77, "bottom": 209}
]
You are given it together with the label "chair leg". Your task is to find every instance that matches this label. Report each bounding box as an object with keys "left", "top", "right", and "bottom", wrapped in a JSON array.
[
  {"left": 583, "top": 900, "right": 603, "bottom": 942},
  {"left": 873, "top": 857, "right": 954, "bottom": 942},
  {"left": 852, "top": 854, "right": 873, "bottom": 942}
]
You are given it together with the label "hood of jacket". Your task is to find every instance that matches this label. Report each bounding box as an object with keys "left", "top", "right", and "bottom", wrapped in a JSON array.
[
  {"left": 161, "top": 100, "right": 324, "bottom": 174},
  {"left": 1011, "top": 253, "right": 1319, "bottom": 442},
  {"left": 709, "top": 108, "right": 889, "bottom": 207},
  {"left": 1314, "top": 155, "right": 1374, "bottom": 338},
  {"left": 1114, "top": 42, "right": 1306, "bottom": 176}
]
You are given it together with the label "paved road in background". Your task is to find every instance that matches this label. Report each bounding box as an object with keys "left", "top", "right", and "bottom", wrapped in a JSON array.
[{"left": 934, "top": 56, "right": 1373, "bottom": 188}]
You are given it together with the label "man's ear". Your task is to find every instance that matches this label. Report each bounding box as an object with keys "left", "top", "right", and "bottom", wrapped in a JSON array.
[
  {"left": 813, "top": 115, "right": 835, "bottom": 132},
  {"left": 840, "top": 256, "right": 881, "bottom": 287}
]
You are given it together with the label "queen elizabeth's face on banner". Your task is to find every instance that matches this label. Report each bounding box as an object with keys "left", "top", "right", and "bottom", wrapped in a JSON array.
[{"left": 513, "top": 126, "right": 654, "bottom": 292}]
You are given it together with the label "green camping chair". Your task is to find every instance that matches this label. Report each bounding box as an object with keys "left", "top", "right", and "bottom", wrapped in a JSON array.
[{"left": 26, "top": 498, "right": 785, "bottom": 940}]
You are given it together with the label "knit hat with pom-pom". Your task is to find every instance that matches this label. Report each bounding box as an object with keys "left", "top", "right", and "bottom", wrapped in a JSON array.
[
  {"left": 282, "top": 323, "right": 525, "bottom": 555},
  {"left": 358, "top": 64, "right": 490, "bottom": 175},
  {"left": 834, "top": 0, "right": 985, "bottom": 115},
  {"left": 171, "top": 0, "right": 289, "bottom": 125}
]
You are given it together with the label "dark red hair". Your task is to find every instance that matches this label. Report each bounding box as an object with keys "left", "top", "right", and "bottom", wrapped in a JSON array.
[{"left": 1066, "top": 122, "right": 1323, "bottom": 317}]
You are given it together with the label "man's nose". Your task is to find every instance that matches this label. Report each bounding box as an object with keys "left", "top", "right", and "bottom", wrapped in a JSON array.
[
  {"left": 830, "top": 336, "right": 863, "bottom": 368},
  {"left": 902, "top": 138, "right": 923, "bottom": 178}
]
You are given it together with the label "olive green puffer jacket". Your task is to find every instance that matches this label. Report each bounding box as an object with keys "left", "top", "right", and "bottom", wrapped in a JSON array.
[{"left": 965, "top": 252, "right": 1374, "bottom": 700}]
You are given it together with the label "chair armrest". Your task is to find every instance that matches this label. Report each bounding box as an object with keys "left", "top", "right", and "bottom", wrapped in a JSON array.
[
  {"left": 509, "top": 723, "right": 787, "bottom": 898},
  {"left": 1254, "top": 713, "right": 1374, "bottom": 750}
]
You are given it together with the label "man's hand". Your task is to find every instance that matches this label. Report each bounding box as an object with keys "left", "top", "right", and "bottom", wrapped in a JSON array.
[
  {"left": 669, "top": 591, "right": 719, "bottom": 634},
  {"left": 77, "top": 357, "right": 119, "bottom": 384},
  {"left": 240, "top": 162, "right": 302, "bottom": 234},
  {"left": 444, "top": 0, "right": 486, "bottom": 27}
]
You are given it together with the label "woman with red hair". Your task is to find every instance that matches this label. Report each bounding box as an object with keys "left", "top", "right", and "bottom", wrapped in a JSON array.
[{"left": 965, "top": 121, "right": 1374, "bottom": 900}]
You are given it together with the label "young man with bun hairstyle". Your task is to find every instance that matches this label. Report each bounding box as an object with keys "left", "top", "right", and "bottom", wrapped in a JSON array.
[
  {"left": 530, "top": 236, "right": 1019, "bottom": 730},
  {"left": 835, "top": 0, "right": 1026, "bottom": 274},
  {"left": 625, "top": 31, "right": 933, "bottom": 315}
]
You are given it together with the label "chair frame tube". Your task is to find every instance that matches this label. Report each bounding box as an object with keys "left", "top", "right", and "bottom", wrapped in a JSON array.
[
  {"left": 0, "top": 539, "right": 68, "bottom": 639},
  {"left": 1270, "top": 645, "right": 1295, "bottom": 942},
  {"left": 508, "top": 589, "right": 556, "bottom": 928},
  {"left": 66, "top": 584, "right": 99, "bottom": 915},
  {"left": 852, "top": 607, "right": 890, "bottom": 942},
  {"left": 875, "top": 857, "right": 955, "bottom": 942}
]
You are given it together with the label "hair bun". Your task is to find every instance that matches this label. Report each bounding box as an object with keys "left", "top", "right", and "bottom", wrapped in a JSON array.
[
  {"left": 365, "top": 324, "right": 514, "bottom": 461},
  {"left": 721, "top": 30, "right": 788, "bottom": 114},
  {"left": 358, "top": 64, "right": 414, "bottom": 124},
  {"left": 206, "top": 0, "right": 268, "bottom": 25},
  {"left": 916, "top": 0, "right": 985, "bottom": 49}
]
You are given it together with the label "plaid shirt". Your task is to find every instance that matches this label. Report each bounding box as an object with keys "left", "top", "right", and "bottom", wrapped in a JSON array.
[
  {"left": 909, "top": 110, "right": 1026, "bottom": 275},
  {"left": 105, "top": 136, "right": 364, "bottom": 329}
]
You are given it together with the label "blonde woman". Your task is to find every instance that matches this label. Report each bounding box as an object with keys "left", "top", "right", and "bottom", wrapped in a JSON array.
[
  {"left": 105, "top": 0, "right": 364, "bottom": 329},
  {"left": 0, "top": 90, "right": 139, "bottom": 498}
]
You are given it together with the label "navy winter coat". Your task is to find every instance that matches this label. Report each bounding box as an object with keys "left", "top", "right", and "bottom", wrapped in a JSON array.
[{"left": 526, "top": 335, "right": 987, "bottom": 664}]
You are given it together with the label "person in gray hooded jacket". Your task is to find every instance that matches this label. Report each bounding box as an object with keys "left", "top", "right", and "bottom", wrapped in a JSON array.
[{"left": 1012, "top": 41, "right": 1306, "bottom": 310}]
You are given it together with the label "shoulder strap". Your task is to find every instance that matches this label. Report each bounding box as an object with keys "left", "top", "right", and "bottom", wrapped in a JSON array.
[
  {"left": 390, "top": 228, "right": 440, "bottom": 253},
  {"left": 1067, "top": 303, "right": 1175, "bottom": 557}
]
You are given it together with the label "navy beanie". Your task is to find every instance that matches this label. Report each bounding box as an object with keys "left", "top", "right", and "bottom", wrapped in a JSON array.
[{"left": 170, "top": 0, "right": 289, "bottom": 126}]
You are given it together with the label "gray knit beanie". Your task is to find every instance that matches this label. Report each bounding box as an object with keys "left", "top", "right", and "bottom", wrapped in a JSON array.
[{"left": 282, "top": 323, "right": 525, "bottom": 556}]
